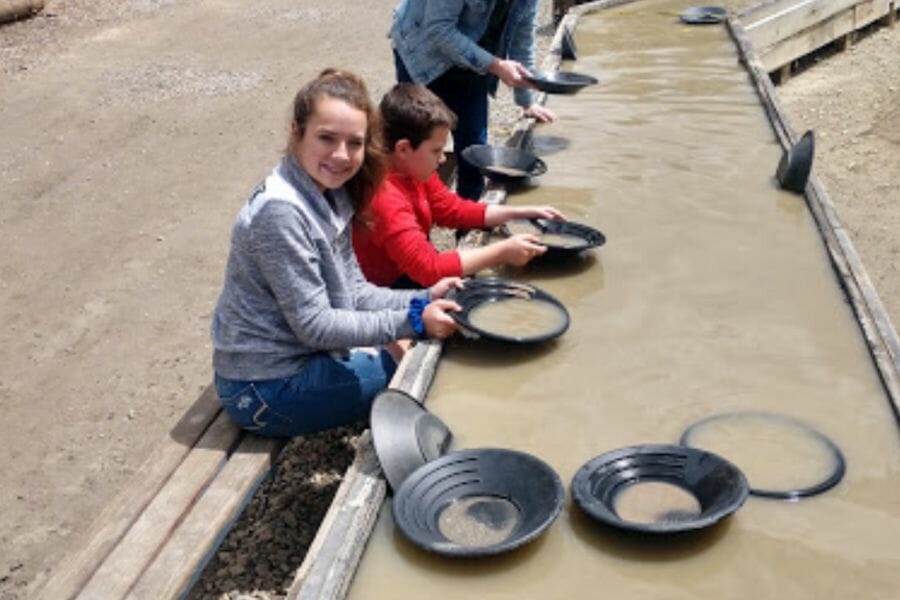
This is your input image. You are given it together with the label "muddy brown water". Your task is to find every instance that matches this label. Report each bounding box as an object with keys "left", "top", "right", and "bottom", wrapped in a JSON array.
[{"left": 349, "top": 2, "right": 900, "bottom": 598}]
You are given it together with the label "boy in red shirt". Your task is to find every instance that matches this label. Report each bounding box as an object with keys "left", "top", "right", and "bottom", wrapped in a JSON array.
[{"left": 353, "top": 83, "right": 564, "bottom": 288}]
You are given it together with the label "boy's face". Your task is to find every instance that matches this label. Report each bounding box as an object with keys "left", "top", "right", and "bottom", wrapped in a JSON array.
[{"left": 397, "top": 125, "right": 450, "bottom": 182}]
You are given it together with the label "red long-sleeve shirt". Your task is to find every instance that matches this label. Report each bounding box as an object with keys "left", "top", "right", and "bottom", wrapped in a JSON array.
[{"left": 353, "top": 170, "right": 487, "bottom": 287}]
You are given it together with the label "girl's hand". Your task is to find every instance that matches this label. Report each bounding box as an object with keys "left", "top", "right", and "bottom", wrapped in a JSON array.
[
  {"left": 429, "top": 276, "right": 464, "bottom": 300},
  {"left": 423, "top": 299, "right": 462, "bottom": 339}
]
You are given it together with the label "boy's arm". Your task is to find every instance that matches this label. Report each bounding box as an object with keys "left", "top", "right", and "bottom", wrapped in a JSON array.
[
  {"left": 425, "top": 173, "right": 487, "bottom": 229},
  {"left": 483, "top": 204, "right": 565, "bottom": 227},
  {"left": 382, "top": 223, "right": 464, "bottom": 288}
]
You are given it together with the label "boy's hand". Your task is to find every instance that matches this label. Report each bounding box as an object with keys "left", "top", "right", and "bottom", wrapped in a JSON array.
[
  {"left": 423, "top": 299, "right": 462, "bottom": 339},
  {"left": 518, "top": 206, "right": 566, "bottom": 222},
  {"left": 501, "top": 234, "right": 547, "bottom": 266}
]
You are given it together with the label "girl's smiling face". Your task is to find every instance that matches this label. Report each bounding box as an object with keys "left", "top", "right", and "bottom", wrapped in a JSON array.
[{"left": 293, "top": 95, "right": 367, "bottom": 191}]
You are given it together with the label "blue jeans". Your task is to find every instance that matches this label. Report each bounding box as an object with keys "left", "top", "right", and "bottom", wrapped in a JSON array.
[
  {"left": 214, "top": 349, "right": 397, "bottom": 437},
  {"left": 395, "top": 51, "right": 488, "bottom": 200}
]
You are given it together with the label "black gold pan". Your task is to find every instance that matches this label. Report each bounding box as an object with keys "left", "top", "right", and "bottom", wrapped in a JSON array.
[
  {"left": 461, "top": 144, "right": 547, "bottom": 182},
  {"left": 679, "top": 6, "right": 727, "bottom": 24}
]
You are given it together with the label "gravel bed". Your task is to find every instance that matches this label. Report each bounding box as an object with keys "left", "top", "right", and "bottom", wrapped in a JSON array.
[{"left": 188, "top": 3, "right": 557, "bottom": 599}]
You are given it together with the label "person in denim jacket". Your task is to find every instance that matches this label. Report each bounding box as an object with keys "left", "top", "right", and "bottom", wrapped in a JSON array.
[
  {"left": 390, "top": 0, "right": 556, "bottom": 200},
  {"left": 211, "top": 70, "right": 461, "bottom": 437}
]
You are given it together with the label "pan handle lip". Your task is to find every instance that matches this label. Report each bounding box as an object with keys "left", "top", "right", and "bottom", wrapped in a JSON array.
[{"left": 530, "top": 156, "right": 548, "bottom": 177}]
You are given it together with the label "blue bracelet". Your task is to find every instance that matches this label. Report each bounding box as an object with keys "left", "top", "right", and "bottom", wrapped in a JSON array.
[{"left": 407, "top": 297, "right": 430, "bottom": 338}]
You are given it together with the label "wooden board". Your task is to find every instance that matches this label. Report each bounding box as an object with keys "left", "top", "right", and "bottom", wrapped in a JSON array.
[
  {"left": 761, "top": 0, "right": 891, "bottom": 71},
  {"left": 35, "top": 389, "right": 223, "bottom": 600},
  {"left": 744, "top": 0, "right": 860, "bottom": 48},
  {"left": 126, "top": 433, "right": 284, "bottom": 599},
  {"left": 740, "top": 0, "right": 894, "bottom": 72},
  {"left": 74, "top": 412, "right": 240, "bottom": 599}
]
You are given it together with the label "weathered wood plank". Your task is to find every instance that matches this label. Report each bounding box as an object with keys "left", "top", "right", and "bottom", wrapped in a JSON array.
[
  {"left": 125, "top": 434, "right": 284, "bottom": 600},
  {"left": 35, "top": 388, "right": 223, "bottom": 600},
  {"left": 758, "top": 0, "right": 890, "bottom": 72},
  {"left": 75, "top": 412, "right": 241, "bottom": 599},
  {"left": 286, "top": 432, "right": 385, "bottom": 600},
  {"left": 744, "top": 0, "right": 859, "bottom": 48}
]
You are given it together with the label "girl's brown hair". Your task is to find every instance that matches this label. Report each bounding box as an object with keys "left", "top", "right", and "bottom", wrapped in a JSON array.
[{"left": 288, "top": 69, "right": 386, "bottom": 220}]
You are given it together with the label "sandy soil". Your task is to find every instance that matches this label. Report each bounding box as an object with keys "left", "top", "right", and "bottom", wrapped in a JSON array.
[{"left": 0, "top": 2, "right": 897, "bottom": 599}]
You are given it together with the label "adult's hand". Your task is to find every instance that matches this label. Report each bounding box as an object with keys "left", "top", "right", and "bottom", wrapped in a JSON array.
[
  {"left": 488, "top": 58, "right": 531, "bottom": 88},
  {"left": 423, "top": 299, "right": 462, "bottom": 339},
  {"left": 429, "top": 276, "right": 464, "bottom": 299},
  {"left": 524, "top": 104, "right": 557, "bottom": 123}
]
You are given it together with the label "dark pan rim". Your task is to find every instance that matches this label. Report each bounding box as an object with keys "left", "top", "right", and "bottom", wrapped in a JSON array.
[
  {"left": 527, "top": 69, "right": 599, "bottom": 87},
  {"left": 679, "top": 411, "right": 845, "bottom": 500},
  {"left": 680, "top": 6, "right": 727, "bottom": 24},
  {"left": 447, "top": 277, "right": 570, "bottom": 344},
  {"left": 460, "top": 144, "right": 547, "bottom": 180},
  {"left": 391, "top": 447, "right": 565, "bottom": 557},
  {"left": 571, "top": 443, "right": 749, "bottom": 534}
]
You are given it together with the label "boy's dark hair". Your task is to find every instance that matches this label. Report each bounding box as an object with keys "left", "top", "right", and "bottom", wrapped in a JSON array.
[{"left": 380, "top": 83, "right": 458, "bottom": 151}]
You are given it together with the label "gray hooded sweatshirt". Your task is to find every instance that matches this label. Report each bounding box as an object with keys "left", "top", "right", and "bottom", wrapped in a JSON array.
[{"left": 212, "top": 155, "right": 425, "bottom": 380}]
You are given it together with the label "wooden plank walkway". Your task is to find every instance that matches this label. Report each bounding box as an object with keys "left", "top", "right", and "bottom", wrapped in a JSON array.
[{"left": 35, "top": 388, "right": 285, "bottom": 600}]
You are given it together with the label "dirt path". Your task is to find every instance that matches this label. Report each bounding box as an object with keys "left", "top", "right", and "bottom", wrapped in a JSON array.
[
  {"left": 1, "top": 2, "right": 897, "bottom": 599},
  {"left": 1, "top": 1, "right": 403, "bottom": 597}
]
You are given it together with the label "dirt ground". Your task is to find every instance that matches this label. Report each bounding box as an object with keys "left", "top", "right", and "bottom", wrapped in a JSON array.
[{"left": 1, "top": 1, "right": 898, "bottom": 599}]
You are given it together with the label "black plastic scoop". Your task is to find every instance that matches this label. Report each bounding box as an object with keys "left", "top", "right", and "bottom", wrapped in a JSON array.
[
  {"left": 391, "top": 447, "right": 564, "bottom": 557},
  {"left": 460, "top": 144, "right": 547, "bottom": 183},
  {"left": 447, "top": 277, "right": 570, "bottom": 344},
  {"left": 526, "top": 69, "right": 598, "bottom": 95},
  {"left": 370, "top": 389, "right": 453, "bottom": 491},
  {"left": 775, "top": 130, "right": 815, "bottom": 194},
  {"left": 571, "top": 444, "right": 749, "bottom": 534}
]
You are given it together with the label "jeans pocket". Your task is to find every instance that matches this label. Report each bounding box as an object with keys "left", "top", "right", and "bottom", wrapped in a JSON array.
[{"left": 216, "top": 379, "right": 293, "bottom": 437}]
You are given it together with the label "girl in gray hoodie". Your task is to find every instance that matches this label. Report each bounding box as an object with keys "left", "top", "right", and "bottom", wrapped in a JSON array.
[{"left": 211, "top": 69, "right": 460, "bottom": 437}]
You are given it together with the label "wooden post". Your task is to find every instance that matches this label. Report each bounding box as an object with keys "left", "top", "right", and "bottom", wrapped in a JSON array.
[
  {"left": 884, "top": 2, "right": 896, "bottom": 27},
  {"left": 840, "top": 30, "right": 856, "bottom": 51},
  {"left": 778, "top": 62, "right": 792, "bottom": 84}
]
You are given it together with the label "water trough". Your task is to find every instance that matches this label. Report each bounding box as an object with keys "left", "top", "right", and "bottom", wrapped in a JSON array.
[{"left": 290, "top": 1, "right": 900, "bottom": 598}]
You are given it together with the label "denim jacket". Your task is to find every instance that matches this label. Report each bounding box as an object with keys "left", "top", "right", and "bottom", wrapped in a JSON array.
[{"left": 390, "top": 0, "right": 537, "bottom": 107}]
